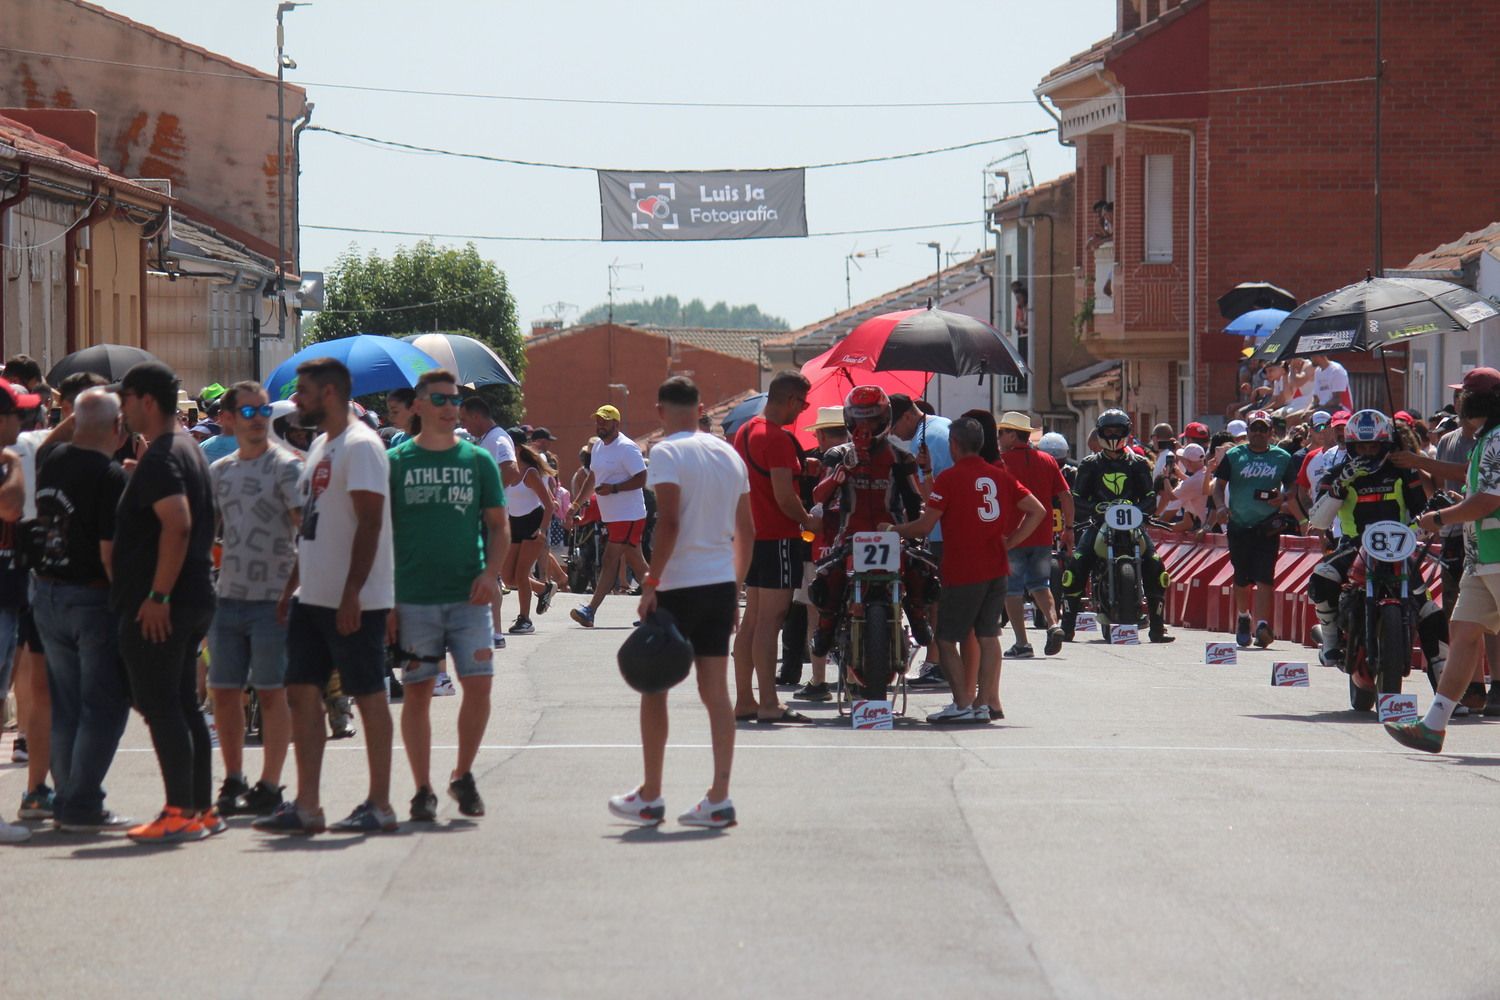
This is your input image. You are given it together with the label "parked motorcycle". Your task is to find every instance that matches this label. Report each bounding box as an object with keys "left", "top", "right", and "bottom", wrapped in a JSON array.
[{"left": 830, "top": 530, "right": 914, "bottom": 716}]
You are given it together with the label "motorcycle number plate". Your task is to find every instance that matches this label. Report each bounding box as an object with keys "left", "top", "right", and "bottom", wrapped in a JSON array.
[
  {"left": 1103, "top": 503, "right": 1144, "bottom": 531},
  {"left": 851, "top": 531, "right": 900, "bottom": 573},
  {"left": 1361, "top": 520, "right": 1416, "bottom": 563}
]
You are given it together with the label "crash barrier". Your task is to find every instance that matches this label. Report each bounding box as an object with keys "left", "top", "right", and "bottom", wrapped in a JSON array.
[{"left": 1146, "top": 529, "right": 1445, "bottom": 656}]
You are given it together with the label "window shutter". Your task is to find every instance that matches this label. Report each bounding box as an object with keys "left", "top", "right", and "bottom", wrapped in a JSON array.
[{"left": 1144, "top": 155, "right": 1173, "bottom": 263}]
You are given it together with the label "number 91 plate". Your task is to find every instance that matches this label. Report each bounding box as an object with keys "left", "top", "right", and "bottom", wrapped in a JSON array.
[{"left": 851, "top": 531, "right": 901, "bottom": 573}]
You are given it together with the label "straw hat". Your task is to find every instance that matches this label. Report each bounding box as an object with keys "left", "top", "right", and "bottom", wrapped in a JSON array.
[
  {"left": 803, "top": 406, "right": 844, "bottom": 432},
  {"left": 996, "top": 410, "right": 1037, "bottom": 434}
]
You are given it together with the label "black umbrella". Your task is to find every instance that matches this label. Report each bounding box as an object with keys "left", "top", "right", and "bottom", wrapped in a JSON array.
[
  {"left": 823, "top": 303, "right": 1028, "bottom": 379},
  {"left": 47, "top": 344, "right": 160, "bottom": 385},
  {"left": 1218, "top": 281, "right": 1296, "bottom": 321},
  {"left": 720, "top": 392, "right": 767, "bottom": 439},
  {"left": 1255, "top": 275, "right": 1498, "bottom": 362}
]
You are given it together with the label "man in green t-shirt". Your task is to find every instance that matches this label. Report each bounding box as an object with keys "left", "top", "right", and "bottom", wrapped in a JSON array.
[
  {"left": 1209, "top": 410, "right": 1297, "bottom": 649},
  {"left": 388, "top": 369, "right": 508, "bottom": 822}
]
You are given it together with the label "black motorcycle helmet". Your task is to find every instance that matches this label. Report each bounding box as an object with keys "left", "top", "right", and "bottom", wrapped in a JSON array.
[
  {"left": 617, "top": 608, "right": 694, "bottom": 693},
  {"left": 1096, "top": 408, "right": 1132, "bottom": 450}
]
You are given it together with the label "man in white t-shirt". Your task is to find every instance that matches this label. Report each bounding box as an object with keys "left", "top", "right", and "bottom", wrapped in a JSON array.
[
  {"left": 255, "top": 358, "right": 398, "bottom": 836},
  {"left": 568, "top": 404, "right": 650, "bottom": 629},
  {"left": 1310, "top": 354, "right": 1354, "bottom": 412},
  {"left": 608, "top": 377, "right": 752, "bottom": 829},
  {"left": 461, "top": 398, "right": 521, "bottom": 647}
]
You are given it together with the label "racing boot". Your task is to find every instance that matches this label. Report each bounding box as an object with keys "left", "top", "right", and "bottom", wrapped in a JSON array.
[
  {"left": 1317, "top": 618, "right": 1343, "bottom": 667},
  {"left": 1059, "top": 600, "right": 1077, "bottom": 642},
  {"left": 1147, "top": 602, "right": 1175, "bottom": 644},
  {"left": 810, "top": 614, "right": 837, "bottom": 658}
]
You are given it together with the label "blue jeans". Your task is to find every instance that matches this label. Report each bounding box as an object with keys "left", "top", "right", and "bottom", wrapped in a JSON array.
[{"left": 32, "top": 578, "right": 129, "bottom": 823}]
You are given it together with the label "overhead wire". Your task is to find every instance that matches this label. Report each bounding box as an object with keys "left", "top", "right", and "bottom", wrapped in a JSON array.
[{"left": 304, "top": 218, "right": 982, "bottom": 244}]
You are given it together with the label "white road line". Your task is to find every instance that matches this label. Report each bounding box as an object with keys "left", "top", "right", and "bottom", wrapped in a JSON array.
[{"left": 106, "top": 743, "right": 1488, "bottom": 756}]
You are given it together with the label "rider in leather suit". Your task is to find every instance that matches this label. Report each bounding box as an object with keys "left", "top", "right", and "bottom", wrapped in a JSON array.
[
  {"left": 808, "top": 386, "right": 935, "bottom": 656},
  {"left": 1060, "top": 409, "right": 1174, "bottom": 643}
]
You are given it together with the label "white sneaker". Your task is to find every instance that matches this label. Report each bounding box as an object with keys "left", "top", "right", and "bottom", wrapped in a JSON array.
[
  {"left": 433, "top": 672, "right": 457, "bottom": 697},
  {"left": 0, "top": 818, "right": 30, "bottom": 843},
  {"left": 492, "top": 632, "right": 507, "bottom": 649},
  {"left": 927, "top": 702, "right": 974, "bottom": 724},
  {"left": 678, "top": 796, "right": 737, "bottom": 829},
  {"left": 607, "top": 789, "right": 665, "bottom": 826},
  {"left": 969, "top": 705, "right": 992, "bottom": 724}
]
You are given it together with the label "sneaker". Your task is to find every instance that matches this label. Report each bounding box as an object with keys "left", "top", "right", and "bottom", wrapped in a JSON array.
[
  {"left": 432, "top": 672, "right": 457, "bottom": 697},
  {"left": 127, "top": 807, "right": 207, "bottom": 844},
  {"left": 1385, "top": 719, "right": 1445, "bottom": 754},
  {"left": 795, "top": 681, "right": 833, "bottom": 702},
  {"left": 19, "top": 784, "right": 54, "bottom": 820},
  {"left": 927, "top": 702, "right": 974, "bottom": 724},
  {"left": 329, "top": 709, "right": 357, "bottom": 740},
  {"left": 1484, "top": 688, "right": 1500, "bottom": 718},
  {"left": 448, "top": 772, "right": 485, "bottom": 817},
  {"left": 1254, "top": 620, "right": 1274, "bottom": 649},
  {"left": 329, "top": 800, "right": 399, "bottom": 834},
  {"left": 508, "top": 617, "right": 535, "bottom": 636},
  {"left": 970, "top": 705, "right": 992, "bottom": 724},
  {"left": 199, "top": 807, "right": 229, "bottom": 836},
  {"left": 908, "top": 663, "right": 947, "bottom": 689},
  {"left": 492, "top": 632, "right": 508, "bottom": 649},
  {"left": 55, "top": 811, "right": 133, "bottom": 833},
  {"left": 237, "top": 782, "right": 285, "bottom": 817},
  {"left": 215, "top": 775, "right": 251, "bottom": 816},
  {"left": 607, "top": 789, "right": 665, "bottom": 826},
  {"left": 678, "top": 796, "right": 737, "bottom": 829},
  {"left": 536, "top": 580, "right": 559, "bottom": 615},
  {"left": 1461, "top": 685, "right": 1488, "bottom": 715},
  {"left": 570, "top": 605, "right": 596, "bottom": 629},
  {"left": 0, "top": 818, "right": 31, "bottom": 843},
  {"left": 252, "top": 800, "right": 326, "bottom": 835},
  {"left": 1044, "top": 627, "right": 1065, "bottom": 657},
  {"left": 1235, "top": 614, "right": 1252, "bottom": 649},
  {"left": 1005, "top": 643, "right": 1035, "bottom": 659},
  {"left": 410, "top": 786, "right": 438, "bottom": 822},
  {"left": 10, "top": 734, "right": 26, "bottom": 763}
]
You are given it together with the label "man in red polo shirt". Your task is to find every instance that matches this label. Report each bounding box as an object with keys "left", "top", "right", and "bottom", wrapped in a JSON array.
[
  {"left": 889, "top": 417, "right": 1045, "bottom": 724},
  {"left": 994, "top": 411, "right": 1073, "bottom": 658},
  {"left": 732, "top": 371, "right": 818, "bottom": 724}
]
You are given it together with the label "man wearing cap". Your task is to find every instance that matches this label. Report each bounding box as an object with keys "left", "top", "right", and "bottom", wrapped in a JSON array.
[
  {"left": 569, "top": 404, "right": 650, "bottom": 629},
  {"left": 1388, "top": 368, "right": 1500, "bottom": 751},
  {"left": 1209, "top": 409, "right": 1298, "bottom": 649},
  {"left": 1226, "top": 419, "right": 1249, "bottom": 443},
  {"left": 889, "top": 394, "right": 951, "bottom": 680},
  {"left": 1302, "top": 411, "right": 1351, "bottom": 522},
  {"left": 995, "top": 412, "right": 1071, "bottom": 657},
  {"left": 1164, "top": 443, "right": 1211, "bottom": 530},
  {"left": 200, "top": 401, "right": 238, "bottom": 463}
]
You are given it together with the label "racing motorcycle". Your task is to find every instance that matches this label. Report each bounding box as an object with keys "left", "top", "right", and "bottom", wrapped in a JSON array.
[
  {"left": 829, "top": 530, "right": 919, "bottom": 717},
  {"left": 1071, "top": 501, "right": 1156, "bottom": 637}
]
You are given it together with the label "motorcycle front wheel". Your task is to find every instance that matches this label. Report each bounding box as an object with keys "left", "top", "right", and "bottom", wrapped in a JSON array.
[
  {"left": 862, "top": 601, "right": 893, "bottom": 700},
  {"left": 1112, "top": 561, "right": 1140, "bottom": 628},
  {"left": 1377, "top": 602, "right": 1407, "bottom": 695}
]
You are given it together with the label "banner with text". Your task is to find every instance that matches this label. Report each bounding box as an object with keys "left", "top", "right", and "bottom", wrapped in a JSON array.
[{"left": 598, "top": 169, "right": 807, "bottom": 241}]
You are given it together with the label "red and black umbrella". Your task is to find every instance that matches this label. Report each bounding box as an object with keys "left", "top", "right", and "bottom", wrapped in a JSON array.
[{"left": 821, "top": 304, "right": 1028, "bottom": 379}]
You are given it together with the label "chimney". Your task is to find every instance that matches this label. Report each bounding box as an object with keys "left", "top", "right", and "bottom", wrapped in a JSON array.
[
  {"left": 0, "top": 108, "right": 100, "bottom": 159},
  {"left": 530, "top": 319, "right": 564, "bottom": 337}
]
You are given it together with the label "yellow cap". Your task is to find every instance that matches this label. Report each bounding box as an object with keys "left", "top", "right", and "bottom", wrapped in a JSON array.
[{"left": 594, "top": 404, "right": 622, "bottom": 421}]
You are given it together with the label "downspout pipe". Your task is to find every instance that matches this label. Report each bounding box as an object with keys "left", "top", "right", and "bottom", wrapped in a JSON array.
[
  {"left": 1124, "top": 121, "right": 1197, "bottom": 423},
  {"left": 0, "top": 167, "right": 31, "bottom": 352},
  {"left": 65, "top": 186, "right": 112, "bottom": 356}
]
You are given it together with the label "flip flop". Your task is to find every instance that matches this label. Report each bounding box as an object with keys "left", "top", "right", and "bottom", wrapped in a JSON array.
[
  {"left": 734, "top": 712, "right": 758, "bottom": 722},
  {"left": 757, "top": 709, "right": 812, "bottom": 725}
]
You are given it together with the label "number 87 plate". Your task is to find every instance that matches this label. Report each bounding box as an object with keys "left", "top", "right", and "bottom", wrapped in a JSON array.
[{"left": 851, "top": 531, "right": 901, "bottom": 573}]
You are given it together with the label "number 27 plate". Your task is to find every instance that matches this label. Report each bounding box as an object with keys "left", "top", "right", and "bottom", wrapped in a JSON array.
[{"left": 851, "top": 531, "right": 901, "bottom": 573}]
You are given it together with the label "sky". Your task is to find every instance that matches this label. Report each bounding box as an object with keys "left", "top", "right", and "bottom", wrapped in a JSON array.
[{"left": 99, "top": 0, "right": 1113, "bottom": 332}]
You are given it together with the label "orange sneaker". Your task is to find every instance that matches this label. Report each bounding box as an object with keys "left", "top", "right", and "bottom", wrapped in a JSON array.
[
  {"left": 199, "top": 807, "right": 228, "bottom": 836},
  {"left": 127, "top": 806, "right": 208, "bottom": 844}
]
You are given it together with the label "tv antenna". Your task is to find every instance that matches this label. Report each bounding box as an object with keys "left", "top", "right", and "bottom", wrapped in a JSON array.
[
  {"left": 607, "top": 260, "right": 643, "bottom": 324},
  {"left": 544, "top": 300, "right": 577, "bottom": 324},
  {"left": 844, "top": 246, "right": 889, "bottom": 310}
]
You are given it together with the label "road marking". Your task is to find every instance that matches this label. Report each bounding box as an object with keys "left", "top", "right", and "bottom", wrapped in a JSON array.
[{"left": 109, "top": 743, "right": 1495, "bottom": 757}]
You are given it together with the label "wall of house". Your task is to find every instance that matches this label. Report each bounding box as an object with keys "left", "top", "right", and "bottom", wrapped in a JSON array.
[
  {"left": 0, "top": 0, "right": 307, "bottom": 259},
  {"left": 520, "top": 324, "right": 761, "bottom": 485},
  {"left": 83, "top": 214, "right": 143, "bottom": 348},
  {"left": 1016, "top": 178, "right": 1090, "bottom": 431},
  {"left": 2, "top": 196, "right": 70, "bottom": 369}
]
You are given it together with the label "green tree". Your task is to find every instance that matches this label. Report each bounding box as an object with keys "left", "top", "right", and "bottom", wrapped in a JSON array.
[
  {"left": 578, "top": 294, "right": 787, "bottom": 330},
  {"left": 307, "top": 241, "right": 526, "bottom": 425}
]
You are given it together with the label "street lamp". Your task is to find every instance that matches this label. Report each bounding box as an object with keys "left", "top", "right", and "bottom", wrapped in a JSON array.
[
  {"left": 275, "top": 2, "right": 310, "bottom": 379},
  {"left": 924, "top": 241, "right": 943, "bottom": 301}
]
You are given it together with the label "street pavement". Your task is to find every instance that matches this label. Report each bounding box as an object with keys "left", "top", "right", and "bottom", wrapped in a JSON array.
[{"left": 4, "top": 598, "right": 1500, "bottom": 999}]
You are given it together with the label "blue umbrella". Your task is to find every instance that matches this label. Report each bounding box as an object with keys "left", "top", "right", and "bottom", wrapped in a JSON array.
[
  {"left": 720, "top": 392, "right": 766, "bottom": 439},
  {"left": 265, "top": 334, "right": 441, "bottom": 401},
  {"left": 400, "top": 332, "right": 518, "bottom": 387},
  {"left": 1223, "top": 308, "right": 1289, "bottom": 338}
]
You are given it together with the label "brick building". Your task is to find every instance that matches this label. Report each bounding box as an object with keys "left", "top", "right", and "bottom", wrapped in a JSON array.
[
  {"left": 520, "top": 323, "right": 768, "bottom": 484},
  {"left": 1036, "top": 0, "right": 1500, "bottom": 427}
]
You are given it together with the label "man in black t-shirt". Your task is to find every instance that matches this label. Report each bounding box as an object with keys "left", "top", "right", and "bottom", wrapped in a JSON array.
[
  {"left": 31, "top": 387, "right": 132, "bottom": 830},
  {"left": 111, "top": 362, "right": 220, "bottom": 844}
]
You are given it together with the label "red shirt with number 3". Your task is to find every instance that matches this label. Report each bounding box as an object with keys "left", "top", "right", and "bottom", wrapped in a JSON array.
[{"left": 927, "top": 455, "right": 1031, "bottom": 585}]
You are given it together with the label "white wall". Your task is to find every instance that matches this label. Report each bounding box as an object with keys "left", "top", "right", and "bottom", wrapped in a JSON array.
[{"left": 926, "top": 278, "right": 1006, "bottom": 419}]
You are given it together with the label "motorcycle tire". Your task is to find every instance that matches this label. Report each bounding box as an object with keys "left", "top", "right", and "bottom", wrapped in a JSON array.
[
  {"left": 1376, "top": 602, "right": 1407, "bottom": 695},
  {"left": 1112, "top": 561, "right": 1139, "bottom": 630},
  {"left": 862, "top": 601, "right": 893, "bottom": 701},
  {"left": 1348, "top": 673, "right": 1376, "bottom": 713}
]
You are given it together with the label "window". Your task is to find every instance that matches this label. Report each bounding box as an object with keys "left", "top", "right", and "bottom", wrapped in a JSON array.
[{"left": 1144, "top": 154, "right": 1173, "bottom": 263}]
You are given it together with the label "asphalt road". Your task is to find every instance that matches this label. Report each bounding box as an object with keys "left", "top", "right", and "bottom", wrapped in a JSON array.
[{"left": 4, "top": 598, "right": 1499, "bottom": 1000}]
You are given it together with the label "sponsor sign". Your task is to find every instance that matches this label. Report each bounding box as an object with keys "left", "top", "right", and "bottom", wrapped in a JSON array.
[
  {"left": 1377, "top": 692, "right": 1419, "bottom": 724},
  {"left": 1111, "top": 624, "right": 1140, "bottom": 645},
  {"left": 1298, "top": 329, "right": 1358, "bottom": 353},
  {"left": 1075, "top": 612, "right": 1099, "bottom": 632},
  {"left": 1457, "top": 301, "right": 1499, "bottom": 325},
  {"left": 599, "top": 169, "right": 808, "bottom": 241},
  {"left": 1205, "top": 642, "right": 1238, "bottom": 665},
  {"left": 852, "top": 699, "right": 894, "bottom": 730},
  {"left": 1271, "top": 661, "right": 1310, "bottom": 687}
]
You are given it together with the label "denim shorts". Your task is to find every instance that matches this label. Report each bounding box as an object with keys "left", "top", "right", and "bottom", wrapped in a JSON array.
[
  {"left": 208, "top": 599, "right": 288, "bottom": 690},
  {"left": 1005, "top": 546, "right": 1054, "bottom": 597},
  {"left": 396, "top": 601, "right": 494, "bottom": 683}
]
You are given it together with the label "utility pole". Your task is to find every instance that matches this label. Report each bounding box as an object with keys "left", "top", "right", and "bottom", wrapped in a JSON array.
[
  {"left": 275, "top": 2, "right": 309, "bottom": 380},
  {"left": 924, "top": 241, "right": 943, "bottom": 301},
  {"left": 607, "top": 259, "right": 642, "bottom": 324},
  {"left": 1373, "top": 0, "right": 1384, "bottom": 275}
]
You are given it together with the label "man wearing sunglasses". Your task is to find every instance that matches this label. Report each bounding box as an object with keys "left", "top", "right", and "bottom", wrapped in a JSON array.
[{"left": 206, "top": 381, "right": 304, "bottom": 819}]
